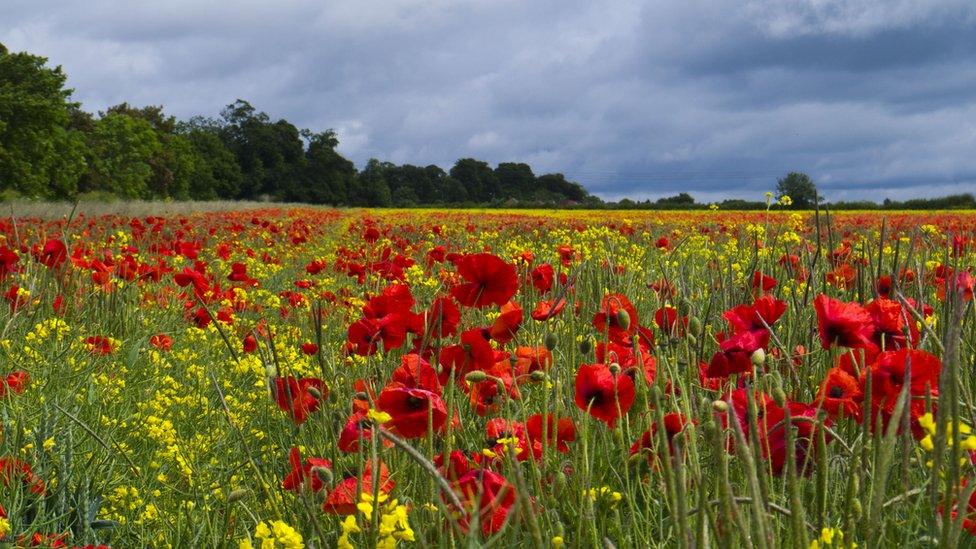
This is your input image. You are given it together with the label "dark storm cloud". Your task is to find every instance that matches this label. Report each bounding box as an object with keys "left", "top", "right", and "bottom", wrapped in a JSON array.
[{"left": 2, "top": 0, "right": 975, "bottom": 201}]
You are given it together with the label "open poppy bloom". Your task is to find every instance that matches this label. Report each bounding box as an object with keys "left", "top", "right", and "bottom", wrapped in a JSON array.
[
  {"left": 490, "top": 301, "right": 523, "bottom": 344},
  {"left": 0, "top": 371, "right": 29, "bottom": 397},
  {"left": 531, "top": 298, "right": 566, "bottom": 321},
  {"left": 0, "top": 455, "right": 46, "bottom": 495},
  {"left": 272, "top": 376, "right": 327, "bottom": 425},
  {"left": 282, "top": 446, "right": 332, "bottom": 492},
  {"left": 525, "top": 414, "right": 576, "bottom": 453},
  {"left": 592, "top": 293, "right": 638, "bottom": 345},
  {"left": 377, "top": 385, "right": 448, "bottom": 438},
  {"left": 149, "top": 334, "right": 173, "bottom": 351},
  {"left": 574, "top": 363, "right": 635, "bottom": 428},
  {"left": 530, "top": 263, "right": 554, "bottom": 293},
  {"left": 866, "top": 298, "right": 919, "bottom": 350},
  {"left": 706, "top": 330, "right": 766, "bottom": 378},
  {"left": 816, "top": 366, "right": 862, "bottom": 420},
  {"left": 863, "top": 348, "right": 940, "bottom": 436},
  {"left": 450, "top": 253, "right": 518, "bottom": 308},
  {"left": 455, "top": 468, "right": 517, "bottom": 536},
  {"left": 630, "top": 413, "right": 694, "bottom": 462},
  {"left": 759, "top": 401, "right": 831, "bottom": 476},
  {"left": 322, "top": 459, "right": 394, "bottom": 515},
  {"left": 814, "top": 294, "right": 876, "bottom": 351}
]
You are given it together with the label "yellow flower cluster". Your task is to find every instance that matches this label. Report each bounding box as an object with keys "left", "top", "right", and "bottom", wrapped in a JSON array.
[
  {"left": 918, "top": 413, "right": 976, "bottom": 467},
  {"left": 341, "top": 492, "right": 415, "bottom": 549},
  {"left": 809, "top": 527, "right": 855, "bottom": 548},
  {"left": 240, "top": 520, "right": 304, "bottom": 549}
]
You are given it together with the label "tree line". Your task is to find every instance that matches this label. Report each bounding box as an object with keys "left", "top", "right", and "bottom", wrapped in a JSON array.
[{"left": 0, "top": 44, "right": 595, "bottom": 206}]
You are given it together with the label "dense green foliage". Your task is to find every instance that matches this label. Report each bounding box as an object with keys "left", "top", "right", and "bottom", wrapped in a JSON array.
[{"left": 0, "top": 45, "right": 593, "bottom": 206}]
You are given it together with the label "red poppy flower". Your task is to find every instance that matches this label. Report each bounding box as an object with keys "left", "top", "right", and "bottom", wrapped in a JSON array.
[
  {"left": 490, "top": 301, "right": 523, "bottom": 344},
  {"left": 322, "top": 459, "right": 394, "bottom": 515},
  {"left": 455, "top": 469, "right": 516, "bottom": 535},
  {"left": 525, "top": 414, "right": 576, "bottom": 453},
  {"left": 438, "top": 328, "right": 496, "bottom": 383},
  {"left": 512, "top": 346, "right": 553, "bottom": 376},
  {"left": 426, "top": 297, "right": 461, "bottom": 338},
  {"left": 706, "top": 330, "right": 766, "bottom": 378},
  {"left": 760, "top": 401, "right": 831, "bottom": 476},
  {"left": 530, "top": 263, "right": 555, "bottom": 293},
  {"left": 654, "top": 306, "right": 687, "bottom": 336},
  {"left": 301, "top": 342, "right": 319, "bottom": 355},
  {"left": 282, "top": 446, "right": 332, "bottom": 492},
  {"left": 0, "top": 370, "right": 28, "bottom": 397},
  {"left": 391, "top": 353, "right": 442, "bottom": 392},
  {"left": 36, "top": 239, "right": 68, "bottom": 270},
  {"left": 751, "top": 271, "right": 777, "bottom": 292},
  {"left": 574, "top": 363, "right": 635, "bottom": 428},
  {"left": 149, "top": 334, "right": 173, "bottom": 351},
  {"left": 723, "top": 295, "right": 787, "bottom": 334},
  {"left": 866, "top": 298, "right": 918, "bottom": 350},
  {"left": 0, "top": 245, "right": 18, "bottom": 278},
  {"left": 814, "top": 294, "right": 876, "bottom": 351},
  {"left": 531, "top": 298, "right": 566, "bottom": 321},
  {"left": 85, "top": 336, "right": 115, "bottom": 355},
  {"left": 630, "top": 413, "right": 694, "bottom": 461},
  {"left": 592, "top": 293, "right": 638, "bottom": 344},
  {"left": 817, "top": 367, "right": 862, "bottom": 420},
  {"left": 864, "top": 349, "right": 941, "bottom": 425},
  {"left": 0, "top": 455, "right": 46, "bottom": 495},
  {"left": 242, "top": 334, "right": 258, "bottom": 353},
  {"left": 450, "top": 253, "right": 518, "bottom": 308},
  {"left": 377, "top": 386, "right": 447, "bottom": 438},
  {"left": 272, "top": 376, "right": 327, "bottom": 425}
]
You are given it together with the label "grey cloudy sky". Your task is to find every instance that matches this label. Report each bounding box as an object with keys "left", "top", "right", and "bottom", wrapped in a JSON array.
[{"left": 3, "top": 0, "right": 976, "bottom": 201}]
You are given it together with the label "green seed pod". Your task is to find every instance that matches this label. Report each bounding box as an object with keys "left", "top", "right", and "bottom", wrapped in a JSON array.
[
  {"left": 615, "top": 309, "right": 631, "bottom": 330},
  {"left": 751, "top": 348, "right": 766, "bottom": 367},
  {"left": 530, "top": 370, "right": 547, "bottom": 382},
  {"left": 354, "top": 391, "right": 369, "bottom": 401},
  {"left": 556, "top": 470, "right": 568, "bottom": 489},
  {"left": 312, "top": 466, "right": 333, "bottom": 485},
  {"left": 688, "top": 316, "right": 702, "bottom": 336},
  {"left": 686, "top": 334, "right": 697, "bottom": 347},
  {"left": 307, "top": 386, "right": 322, "bottom": 400},
  {"left": 772, "top": 387, "right": 787, "bottom": 408},
  {"left": 465, "top": 370, "right": 488, "bottom": 383},
  {"left": 852, "top": 498, "right": 862, "bottom": 518},
  {"left": 227, "top": 488, "right": 250, "bottom": 503},
  {"left": 609, "top": 362, "right": 621, "bottom": 375},
  {"left": 579, "top": 337, "right": 592, "bottom": 355},
  {"left": 712, "top": 400, "right": 729, "bottom": 413},
  {"left": 679, "top": 297, "right": 693, "bottom": 314},
  {"left": 545, "top": 332, "right": 558, "bottom": 351}
]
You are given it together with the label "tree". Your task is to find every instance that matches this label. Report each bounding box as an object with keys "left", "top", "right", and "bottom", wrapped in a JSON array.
[
  {"left": 775, "top": 172, "right": 819, "bottom": 208},
  {"left": 656, "top": 192, "right": 696, "bottom": 206},
  {"left": 450, "top": 158, "right": 498, "bottom": 202},
  {"left": 83, "top": 113, "right": 161, "bottom": 198},
  {"left": 495, "top": 162, "right": 535, "bottom": 200},
  {"left": 0, "top": 44, "right": 88, "bottom": 197},
  {"left": 291, "top": 129, "right": 355, "bottom": 204},
  {"left": 219, "top": 99, "right": 304, "bottom": 199}
]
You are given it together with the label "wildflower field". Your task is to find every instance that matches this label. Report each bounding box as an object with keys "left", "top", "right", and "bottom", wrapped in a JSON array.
[{"left": 1, "top": 205, "right": 975, "bottom": 548}]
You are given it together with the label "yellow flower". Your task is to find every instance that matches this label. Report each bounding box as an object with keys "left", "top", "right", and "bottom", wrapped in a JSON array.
[
  {"left": 367, "top": 408, "right": 392, "bottom": 425},
  {"left": 552, "top": 535, "right": 565, "bottom": 548}
]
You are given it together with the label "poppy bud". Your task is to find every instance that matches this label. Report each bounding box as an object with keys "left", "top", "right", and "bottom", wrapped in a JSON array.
[
  {"left": 312, "top": 466, "right": 333, "bottom": 484},
  {"left": 688, "top": 316, "right": 702, "bottom": 336},
  {"left": 609, "top": 362, "right": 621, "bottom": 375},
  {"left": 530, "top": 370, "right": 547, "bottom": 382},
  {"left": 678, "top": 298, "right": 692, "bottom": 314},
  {"left": 556, "top": 470, "right": 568, "bottom": 488},
  {"left": 354, "top": 391, "right": 369, "bottom": 401},
  {"left": 578, "top": 337, "right": 592, "bottom": 355},
  {"left": 772, "top": 387, "right": 787, "bottom": 408},
  {"left": 465, "top": 370, "right": 488, "bottom": 383},
  {"left": 686, "top": 334, "right": 697, "bottom": 347},
  {"left": 227, "top": 488, "right": 250, "bottom": 503},
  {"left": 751, "top": 348, "right": 766, "bottom": 367},
  {"left": 615, "top": 309, "right": 631, "bottom": 330},
  {"left": 852, "top": 499, "right": 862, "bottom": 518},
  {"left": 307, "top": 386, "right": 322, "bottom": 400},
  {"left": 545, "top": 332, "right": 558, "bottom": 351},
  {"left": 712, "top": 400, "right": 729, "bottom": 413}
]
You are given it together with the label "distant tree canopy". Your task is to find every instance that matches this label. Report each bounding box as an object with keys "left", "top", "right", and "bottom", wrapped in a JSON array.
[
  {"left": 0, "top": 43, "right": 593, "bottom": 206},
  {"left": 776, "top": 172, "right": 819, "bottom": 209}
]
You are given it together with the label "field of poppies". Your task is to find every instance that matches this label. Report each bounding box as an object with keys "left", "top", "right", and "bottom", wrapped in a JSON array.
[{"left": 0, "top": 205, "right": 974, "bottom": 548}]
